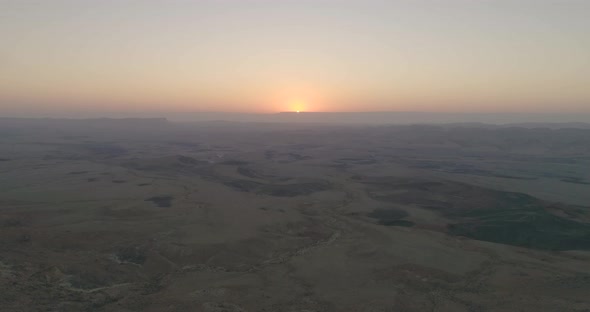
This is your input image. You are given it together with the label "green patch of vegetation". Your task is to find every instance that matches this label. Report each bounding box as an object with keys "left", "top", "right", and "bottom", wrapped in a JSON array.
[
  {"left": 379, "top": 220, "right": 415, "bottom": 227},
  {"left": 141, "top": 275, "right": 164, "bottom": 295},
  {"left": 223, "top": 180, "right": 262, "bottom": 192},
  {"left": 84, "top": 143, "right": 128, "bottom": 157},
  {"left": 561, "top": 177, "right": 590, "bottom": 185},
  {"left": 259, "top": 182, "right": 331, "bottom": 197},
  {"left": 176, "top": 155, "right": 200, "bottom": 165},
  {"left": 366, "top": 208, "right": 412, "bottom": 227},
  {"left": 145, "top": 196, "right": 173, "bottom": 208},
  {"left": 66, "top": 272, "right": 108, "bottom": 290},
  {"left": 224, "top": 179, "right": 331, "bottom": 197},
  {"left": 68, "top": 171, "right": 88, "bottom": 175},
  {"left": 367, "top": 208, "right": 408, "bottom": 220},
  {"left": 448, "top": 209, "right": 590, "bottom": 251},
  {"left": 237, "top": 166, "right": 259, "bottom": 178},
  {"left": 336, "top": 158, "right": 377, "bottom": 165},
  {"left": 220, "top": 159, "right": 249, "bottom": 165},
  {"left": 116, "top": 246, "right": 147, "bottom": 264},
  {"left": 2, "top": 218, "right": 23, "bottom": 228}
]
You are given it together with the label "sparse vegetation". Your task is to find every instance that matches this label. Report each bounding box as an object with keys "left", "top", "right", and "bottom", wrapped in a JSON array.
[
  {"left": 367, "top": 208, "right": 408, "bottom": 221},
  {"left": 448, "top": 208, "right": 590, "bottom": 250},
  {"left": 380, "top": 219, "right": 415, "bottom": 227},
  {"left": 145, "top": 196, "right": 173, "bottom": 207},
  {"left": 115, "top": 247, "right": 147, "bottom": 265}
]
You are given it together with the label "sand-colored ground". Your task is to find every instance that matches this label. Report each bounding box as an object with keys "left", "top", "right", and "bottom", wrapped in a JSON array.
[{"left": 1, "top": 119, "right": 589, "bottom": 311}]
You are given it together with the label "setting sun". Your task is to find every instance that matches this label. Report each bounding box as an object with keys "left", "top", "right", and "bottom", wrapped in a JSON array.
[{"left": 288, "top": 100, "right": 307, "bottom": 113}]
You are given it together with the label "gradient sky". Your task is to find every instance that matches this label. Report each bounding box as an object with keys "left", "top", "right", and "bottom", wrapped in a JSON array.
[{"left": 1, "top": 0, "right": 589, "bottom": 114}]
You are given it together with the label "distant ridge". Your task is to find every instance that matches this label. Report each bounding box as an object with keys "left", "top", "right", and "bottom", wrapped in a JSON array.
[
  {"left": 271, "top": 111, "right": 590, "bottom": 125},
  {"left": 0, "top": 117, "right": 167, "bottom": 121},
  {"left": 2, "top": 112, "right": 589, "bottom": 127},
  {"left": 502, "top": 122, "right": 590, "bottom": 129},
  {"left": 159, "top": 111, "right": 590, "bottom": 125},
  {"left": 0, "top": 117, "right": 169, "bottom": 132},
  {"left": 0, "top": 117, "right": 168, "bottom": 124}
]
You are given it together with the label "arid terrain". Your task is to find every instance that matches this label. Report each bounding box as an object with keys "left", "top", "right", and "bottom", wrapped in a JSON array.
[{"left": 1, "top": 118, "right": 590, "bottom": 312}]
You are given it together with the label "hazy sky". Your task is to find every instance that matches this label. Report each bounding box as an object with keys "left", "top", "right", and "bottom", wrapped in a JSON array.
[{"left": 1, "top": 0, "right": 589, "bottom": 114}]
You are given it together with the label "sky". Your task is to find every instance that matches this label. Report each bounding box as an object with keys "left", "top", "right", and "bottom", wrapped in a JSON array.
[{"left": 1, "top": 0, "right": 589, "bottom": 115}]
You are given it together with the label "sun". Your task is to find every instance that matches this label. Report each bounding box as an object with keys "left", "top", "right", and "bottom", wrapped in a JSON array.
[{"left": 288, "top": 99, "right": 306, "bottom": 113}]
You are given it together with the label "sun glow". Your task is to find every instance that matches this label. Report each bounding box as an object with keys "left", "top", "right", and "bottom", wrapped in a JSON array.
[{"left": 288, "top": 99, "right": 307, "bottom": 113}]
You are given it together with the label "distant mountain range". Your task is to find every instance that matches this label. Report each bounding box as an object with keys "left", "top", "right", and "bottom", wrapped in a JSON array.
[
  {"left": 141, "top": 111, "right": 590, "bottom": 125},
  {"left": 2, "top": 112, "right": 590, "bottom": 128}
]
